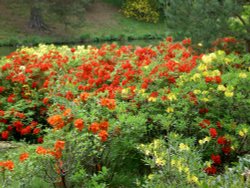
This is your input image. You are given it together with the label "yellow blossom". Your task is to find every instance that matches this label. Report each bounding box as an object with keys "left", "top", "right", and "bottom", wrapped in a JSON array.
[
  {"left": 198, "top": 64, "right": 208, "bottom": 71},
  {"left": 184, "top": 167, "right": 190, "bottom": 173},
  {"left": 138, "top": 89, "right": 145, "bottom": 94},
  {"left": 225, "top": 91, "right": 234, "bottom": 97},
  {"left": 171, "top": 159, "right": 176, "bottom": 166},
  {"left": 202, "top": 91, "right": 209, "bottom": 95},
  {"left": 204, "top": 136, "right": 211, "bottom": 142},
  {"left": 148, "top": 97, "right": 157, "bottom": 102},
  {"left": 239, "top": 73, "right": 247, "bottom": 78},
  {"left": 148, "top": 174, "right": 154, "bottom": 180},
  {"left": 121, "top": 88, "right": 129, "bottom": 94},
  {"left": 156, "top": 157, "right": 166, "bottom": 166},
  {"left": 239, "top": 128, "right": 248, "bottom": 137},
  {"left": 166, "top": 107, "right": 174, "bottom": 113},
  {"left": 198, "top": 139, "right": 205, "bottom": 145},
  {"left": 201, "top": 97, "right": 209, "bottom": 102},
  {"left": 199, "top": 136, "right": 211, "bottom": 145},
  {"left": 187, "top": 175, "right": 199, "bottom": 184},
  {"left": 212, "top": 70, "right": 221, "bottom": 76},
  {"left": 168, "top": 93, "right": 177, "bottom": 101},
  {"left": 193, "top": 90, "right": 201, "bottom": 94},
  {"left": 179, "top": 143, "right": 190, "bottom": 151},
  {"left": 217, "top": 85, "right": 227, "bottom": 91},
  {"left": 191, "top": 73, "right": 201, "bottom": 81}
]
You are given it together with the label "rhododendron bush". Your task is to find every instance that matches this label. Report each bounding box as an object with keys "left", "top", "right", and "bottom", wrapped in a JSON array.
[{"left": 0, "top": 39, "right": 249, "bottom": 187}]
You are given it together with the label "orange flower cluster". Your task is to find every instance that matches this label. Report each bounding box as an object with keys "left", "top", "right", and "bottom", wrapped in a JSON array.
[
  {"left": 88, "top": 121, "right": 109, "bottom": 142},
  {"left": 100, "top": 98, "right": 116, "bottom": 110},
  {"left": 47, "top": 115, "right": 64, "bottom": 129},
  {"left": 80, "top": 92, "right": 90, "bottom": 101},
  {"left": 0, "top": 160, "right": 14, "bottom": 171},
  {"left": 74, "top": 118, "right": 84, "bottom": 131},
  {"left": 36, "top": 140, "right": 65, "bottom": 159},
  {"left": 47, "top": 109, "right": 74, "bottom": 130},
  {"left": 19, "top": 153, "right": 29, "bottom": 162}
]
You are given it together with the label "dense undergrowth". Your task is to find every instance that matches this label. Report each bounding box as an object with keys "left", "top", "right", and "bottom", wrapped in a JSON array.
[{"left": 0, "top": 38, "right": 249, "bottom": 187}]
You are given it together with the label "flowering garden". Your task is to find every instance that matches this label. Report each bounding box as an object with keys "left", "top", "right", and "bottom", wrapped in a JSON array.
[{"left": 0, "top": 38, "right": 249, "bottom": 187}]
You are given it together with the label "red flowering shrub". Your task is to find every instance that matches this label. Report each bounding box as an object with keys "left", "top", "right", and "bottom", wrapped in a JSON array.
[{"left": 0, "top": 40, "right": 249, "bottom": 187}]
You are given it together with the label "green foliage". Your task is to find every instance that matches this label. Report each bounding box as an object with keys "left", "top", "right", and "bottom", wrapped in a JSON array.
[
  {"left": 0, "top": 40, "right": 249, "bottom": 187},
  {"left": 157, "top": 0, "right": 250, "bottom": 51}
]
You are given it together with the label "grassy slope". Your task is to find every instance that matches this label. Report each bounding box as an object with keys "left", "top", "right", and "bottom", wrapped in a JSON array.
[{"left": 0, "top": 0, "right": 168, "bottom": 46}]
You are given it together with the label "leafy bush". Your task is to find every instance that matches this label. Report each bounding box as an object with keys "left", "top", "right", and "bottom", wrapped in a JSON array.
[
  {"left": 0, "top": 39, "right": 249, "bottom": 187},
  {"left": 122, "top": 0, "right": 160, "bottom": 23}
]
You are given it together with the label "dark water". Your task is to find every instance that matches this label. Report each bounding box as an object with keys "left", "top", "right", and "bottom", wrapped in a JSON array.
[
  {"left": 0, "top": 39, "right": 161, "bottom": 57},
  {"left": 0, "top": 46, "right": 17, "bottom": 57}
]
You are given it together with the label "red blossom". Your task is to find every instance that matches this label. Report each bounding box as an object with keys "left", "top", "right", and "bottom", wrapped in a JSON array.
[
  {"left": 98, "top": 130, "right": 108, "bottom": 142},
  {"left": 37, "top": 137, "right": 44, "bottom": 143},
  {"left": 1, "top": 131, "right": 9, "bottom": 140},
  {"left": 209, "top": 128, "right": 217, "bottom": 138},
  {"left": 211, "top": 154, "right": 221, "bottom": 164},
  {"left": 0, "top": 86, "right": 5, "bottom": 93},
  {"left": 217, "top": 136, "right": 227, "bottom": 145},
  {"left": 204, "top": 166, "right": 217, "bottom": 175},
  {"left": 89, "top": 122, "right": 99, "bottom": 134},
  {"left": 33, "top": 128, "right": 40, "bottom": 135},
  {"left": 222, "top": 146, "right": 231, "bottom": 155},
  {"left": 74, "top": 119, "right": 84, "bottom": 131}
]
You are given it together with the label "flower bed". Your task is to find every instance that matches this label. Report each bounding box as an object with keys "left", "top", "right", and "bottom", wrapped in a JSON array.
[{"left": 0, "top": 39, "right": 249, "bottom": 187}]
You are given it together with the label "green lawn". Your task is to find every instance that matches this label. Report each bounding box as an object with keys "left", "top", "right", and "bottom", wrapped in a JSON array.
[{"left": 0, "top": 0, "right": 168, "bottom": 46}]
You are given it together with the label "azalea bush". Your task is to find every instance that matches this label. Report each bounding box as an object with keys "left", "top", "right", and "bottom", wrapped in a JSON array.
[
  {"left": 0, "top": 38, "right": 249, "bottom": 187},
  {"left": 122, "top": 0, "right": 160, "bottom": 23}
]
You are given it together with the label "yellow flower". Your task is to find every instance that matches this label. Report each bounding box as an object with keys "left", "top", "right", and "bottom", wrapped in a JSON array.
[
  {"left": 121, "top": 88, "right": 129, "bottom": 94},
  {"left": 167, "top": 93, "right": 177, "bottom": 101},
  {"left": 202, "top": 91, "right": 209, "bottom": 95},
  {"left": 148, "top": 174, "right": 154, "bottom": 180},
  {"left": 155, "top": 157, "right": 166, "bottom": 166},
  {"left": 217, "top": 85, "right": 227, "bottom": 91},
  {"left": 148, "top": 97, "right": 157, "bottom": 102},
  {"left": 217, "top": 50, "right": 225, "bottom": 56},
  {"left": 166, "top": 107, "right": 174, "bottom": 113},
  {"left": 199, "top": 136, "right": 211, "bottom": 145},
  {"left": 239, "top": 128, "right": 248, "bottom": 137},
  {"left": 198, "top": 64, "right": 208, "bottom": 71},
  {"left": 184, "top": 167, "right": 190, "bottom": 173},
  {"left": 138, "top": 89, "right": 145, "bottom": 94},
  {"left": 193, "top": 90, "right": 201, "bottom": 94},
  {"left": 171, "top": 159, "right": 176, "bottom": 166},
  {"left": 188, "top": 175, "right": 199, "bottom": 184},
  {"left": 204, "top": 136, "right": 211, "bottom": 142},
  {"left": 201, "top": 97, "right": 209, "bottom": 102},
  {"left": 202, "top": 53, "right": 216, "bottom": 64},
  {"left": 179, "top": 143, "right": 190, "bottom": 151},
  {"left": 190, "top": 73, "right": 201, "bottom": 81},
  {"left": 239, "top": 73, "right": 247, "bottom": 78},
  {"left": 225, "top": 91, "right": 234, "bottom": 97},
  {"left": 198, "top": 139, "right": 205, "bottom": 145},
  {"left": 212, "top": 70, "right": 221, "bottom": 76}
]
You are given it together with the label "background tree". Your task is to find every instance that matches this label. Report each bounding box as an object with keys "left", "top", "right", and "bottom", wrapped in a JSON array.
[
  {"left": 156, "top": 0, "right": 250, "bottom": 52},
  {"left": 27, "top": 0, "right": 93, "bottom": 32},
  {"left": 28, "top": 0, "right": 49, "bottom": 31},
  {"left": 48, "top": 0, "right": 94, "bottom": 31}
]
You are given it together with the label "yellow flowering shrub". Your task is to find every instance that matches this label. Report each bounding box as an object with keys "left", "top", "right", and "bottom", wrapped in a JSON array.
[{"left": 122, "top": 0, "right": 160, "bottom": 23}]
